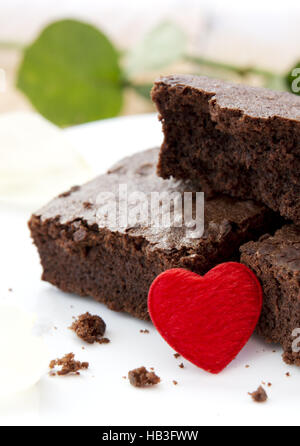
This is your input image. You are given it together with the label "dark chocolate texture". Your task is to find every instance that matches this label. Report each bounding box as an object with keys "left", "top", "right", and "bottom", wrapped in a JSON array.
[
  {"left": 152, "top": 75, "right": 300, "bottom": 224},
  {"left": 241, "top": 225, "right": 300, "bottom": 365},
  {"left": 29, "top": 148, "right": 277, "bottom": 320}
]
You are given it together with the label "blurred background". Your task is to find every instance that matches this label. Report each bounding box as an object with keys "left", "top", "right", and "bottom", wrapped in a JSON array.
[{"left": 1, "top": 0, "right": 300, "bottom": 118}]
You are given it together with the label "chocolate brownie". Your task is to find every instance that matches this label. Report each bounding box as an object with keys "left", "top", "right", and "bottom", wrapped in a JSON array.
[
  {"left": 151, "top": 75, "right": 300, "bottom": 224},
  {"left": 128, "top": 367, "right": 160, "bottom": 387},
  {"left": 248, "top": 386, "right": 268, "bottom": 403},
  {"left": 29, "top": 148, "right": 277, "bottom": 320},
  {"left": 49, "top": 353, "right": 89, "bottom": 376},
  {"left": 240, "top": 225, "right": 300, "bottom": 365},
  {"left": 70, "top": 312, "right": 107, "bottom": 344}
]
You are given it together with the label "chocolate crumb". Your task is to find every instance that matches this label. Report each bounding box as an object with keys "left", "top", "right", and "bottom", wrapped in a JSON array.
[
  {"left": 286, "top": 372, "right": 290, "bottom": 377},
  {"left": 58, "top": 185, "right": 80, "bottom": 198},
  {"left": 179, "top": 363, "right": 184, "bottom": 368},
  {"left": 140, "top": 329, "right": 149, "bottom": 334},
  {"left": 70, "top": 312, "right": 106, "bottom": 344},
  {"left": 173, "top": 380, "right": 178, "bottom": 385},
  {"left": 49, "top": 353, "right": 89, "bottom": 376},
  {"left": 248, "top": 386, "right": 268, "bottom": 403},
  {"left": 128, "top": 367, "right": 160, "bottom": 388},
  {"left": 267, "top": 383, "right": 272, "bottom": 387},
  {"left": 83, "top": 201, "right": 93, "bottom": 209},
  {"left": 174, "top": 353, "right": 181, "bottom": 359},
  {"left": 245, "top": 365, "right": 250, "bottom": 368},
  {"left": 97, "top": 337, "right": 110, "bottom": 344}
]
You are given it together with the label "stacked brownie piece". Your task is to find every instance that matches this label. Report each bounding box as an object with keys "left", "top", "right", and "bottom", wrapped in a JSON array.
[
  {"left": 152, "top": 75, "right": 300, "bottom": 364},
  {"left": 30, "top": 74, "right": 300, "bottom": 364},
  {"left": 152, "top": 75, "right": 300, "bottom": 223},
  {"left": 29, "top": 148, "right": 275, "bottom": 320},
  {"left": 240, "top": 226, "right": 300, "bottom": 365}
]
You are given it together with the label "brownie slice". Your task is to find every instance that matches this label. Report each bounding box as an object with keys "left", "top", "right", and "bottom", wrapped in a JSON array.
[
  {"left": 240, "top": 225, "right": 300, "bottom": 364},
  {"left": 151, "top": 75, "right": 300, "bottom": 224},
  {"left": 29, "top": 148, "right": 277, "bottom": 320}
]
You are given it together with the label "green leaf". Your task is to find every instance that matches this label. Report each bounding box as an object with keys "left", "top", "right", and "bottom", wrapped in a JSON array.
[
  {"left": 17, "top": 19, "right": 123, "bottom": 126},
  {"left": 125, "top": 21, "right": 187, "bottom": 76},
  {"left": 285, "top": 62, "right": 300, "bottom": 95}
]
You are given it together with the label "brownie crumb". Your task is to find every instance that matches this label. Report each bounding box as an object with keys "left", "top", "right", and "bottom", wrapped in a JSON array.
[
  {"left": 140, "top": 329, "right": 149, "bottom": 334},
  {"left": 49, "top": 353, "right": 89, "bottom": 376},
  {"left": 245, "top": 365, "right": 250, "bottom": 368},
  {"left": 70, "top": 312, "right": 106, "bottom": 344},
  {"left": 58, "top": 185, "right": 80, "bottom": 198},
  {"left": 179, "top": 363, "right": 184, "bottom": 368},
  {"left": 286, "top": 372, "right": 290, "bottom": 377},
  {"left": 248, "top": 386, "right": 268, "bottom": 403},
  {"left": 174, "top": 353, "right": 181, "bottom": 359},
  {"left": 173, "top": 380, "right": 178, "bottom": 385},
  {"left": 128, "top": 367, "right": 160, "bottom": 388},
  {"left": 97, "top": 337, "right": 110, "bottom": 344},
  {"left": 83, "top": 201, "right": 93, "bottom": 209},
  {"left": 267, "top": 383, "right": 272, "bottom": 387}
]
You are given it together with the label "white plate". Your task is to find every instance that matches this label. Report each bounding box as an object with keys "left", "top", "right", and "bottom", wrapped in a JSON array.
[{"left": 0, "top": 113, "right": 299, "bottom": 426}]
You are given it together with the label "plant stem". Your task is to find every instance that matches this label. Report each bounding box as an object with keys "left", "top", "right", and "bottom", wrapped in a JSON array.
[
  {"left": 123, "top": 77, "right": 153, "bottom": 100},
  {"left": 184, "top": 54, "right": 276, "bottom": 79}
]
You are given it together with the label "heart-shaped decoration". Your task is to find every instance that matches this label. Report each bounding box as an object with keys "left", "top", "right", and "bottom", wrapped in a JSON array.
[{"left": 148, "top": 262, "right": 262, "bottom": 374}]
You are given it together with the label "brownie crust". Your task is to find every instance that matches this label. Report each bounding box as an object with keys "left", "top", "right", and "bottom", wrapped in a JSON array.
[
  {"left": 152, "top": 75, "right": 300, "bottom": 224},
  {"left": 241, "top": 225, "right": 300, "bottom": 364},
  {"left": 29, "top": 148, "right": 278, "bottom": 320}
]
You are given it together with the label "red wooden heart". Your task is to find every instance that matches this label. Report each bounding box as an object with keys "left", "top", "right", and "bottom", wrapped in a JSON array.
[{"left": 148, "top": 262, "right": 262, "bottom": 374}]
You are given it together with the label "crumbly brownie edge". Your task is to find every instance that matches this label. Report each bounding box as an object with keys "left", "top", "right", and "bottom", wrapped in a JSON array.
[
  {"left": 240, "top": 229, "right": 300, "bottom": 364},
  {"left": 151, "top": 78, "right": 300, "bottom": 224},
  {"left": 29, "top": 215, "right": 168, "bottom": 320},
  {"left": 29, "top": 198, "right": 276, "bottom": 321}
]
